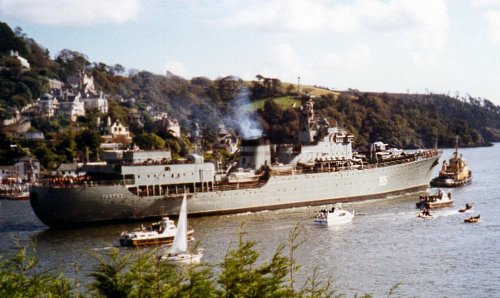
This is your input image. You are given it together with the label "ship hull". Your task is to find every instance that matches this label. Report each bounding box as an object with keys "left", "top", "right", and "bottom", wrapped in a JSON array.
[{"left": 30, "top": 154, "right": 440, "bottom": 227}]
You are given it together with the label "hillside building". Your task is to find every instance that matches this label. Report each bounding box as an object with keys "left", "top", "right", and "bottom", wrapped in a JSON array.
[
  {"left": 58, "top": 92, "right": 85, "bottom": 121},
  {"left": 9, "top": 50, "right": 30, "bottom": 69},
  {"left": 216, "top": 126, "right": 239, "bottom": 155},
  {"left": 83, "top": 91, "right": 108, "bottom": 113},
  {"left": 39, "top": 93, "right": 59, "bottom": 117},
  {"left": 153, "top": 114, "right": 181, "bottom": 138},
  {"left": 100, "top": 117, "right": 132, "bottom": 146}
]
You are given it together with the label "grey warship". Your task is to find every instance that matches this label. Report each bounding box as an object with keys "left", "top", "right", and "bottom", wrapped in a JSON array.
[{"left": 30, "top": 97, "right": 441, "bottom": 227}]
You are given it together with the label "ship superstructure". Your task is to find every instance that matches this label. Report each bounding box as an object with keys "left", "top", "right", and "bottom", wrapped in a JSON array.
[{"left": 30, "top": 96, "right": 441, "bottom": 227}]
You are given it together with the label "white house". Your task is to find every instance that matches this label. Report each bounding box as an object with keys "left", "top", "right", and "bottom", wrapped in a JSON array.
[
  {"left": 154, "top": 115, "right": 181, "bottom": 138},
  {"left": 39, "top": 93, "right": 59, "bottom": 117},
  {"left": 67, "top": 70, "right": 96, "bottom": 95},
  {"left": 9, "top": 50, "right": 30, "bottom": 69},
  {"left": 109, "top": 120, "right": 130, "bottom": 138},
  {"left": 58, "top": 92, "right": 85, "bottom": 121},
  {"left": 51, "top": 163, "right": 81, "bottom": 177},
  {"left": 83, "top": 91, "right": 108, "bottom": 113},
  {"left": 103, "top": 117, "right": 131, "bottom": 139}
]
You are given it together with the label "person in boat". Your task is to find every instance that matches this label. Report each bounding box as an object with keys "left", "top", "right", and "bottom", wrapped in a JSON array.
[
  {"left": 423, "top": 209, "right": 431, "bottom": 216},
  {"left": 330, "top": 206, "right": 335, "bottom": 213},
  {"left": 465, "top": 203, "right": 471, "bottom": 209},
  {"left": 437, "top": 189, "right": 443, "bottom": 199},
  {"left": 447, "top": 192, "right": 452, "bottom": 200}
]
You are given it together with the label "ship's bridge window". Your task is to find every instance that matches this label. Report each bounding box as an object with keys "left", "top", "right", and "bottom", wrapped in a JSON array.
[{"left": 124, "top": 174, "right": 135, "bottom": 184}]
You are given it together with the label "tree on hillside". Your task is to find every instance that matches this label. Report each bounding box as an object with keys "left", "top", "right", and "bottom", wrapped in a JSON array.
[
  {"left": 190, "top": 103, "right": 221, "bottom": 145},
  {"left": 76, "top": 130, "right": 101, "bottom": 161},
  {"left": 55, "top": 49, "right": 90, "bottom": 81},
  {"left": 250, "top": 75, "right": 283, "bottom": 99},
  {"left": 133, "top": 132, "right": 165, "bottom": 150},
  {"left": 217, "top": 76, "right": 246, "bottom": 102},
  {"left": 33, "top": 145, "right": 58, "bottom": 169},
  {"left": 0, "top": 22, "right": 27, "bottom": 55}
]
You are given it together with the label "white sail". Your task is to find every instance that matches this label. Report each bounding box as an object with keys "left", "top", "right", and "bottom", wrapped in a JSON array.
[{"left": 170, "top": 193, "right": 188, "bottom": 254}]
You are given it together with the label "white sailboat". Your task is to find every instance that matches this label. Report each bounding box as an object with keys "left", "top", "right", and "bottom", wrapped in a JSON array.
[{"left": 160, "top": 194, "right": 203, "bottom": 264}]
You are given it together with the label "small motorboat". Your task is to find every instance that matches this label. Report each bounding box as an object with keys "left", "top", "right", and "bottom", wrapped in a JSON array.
[
  {"left": 464, "top": 214, "right": 480, "bottom": 223},
  {"left": 119, "top": 216, "right": 194, "bottom": 247},
  {"left": 6, "top": 191, "right": 30, "bottom": 200},
  {"left": 458, "top": 203, "right": 473, "bottom": 213},
  {"left": 314, "top": 204, "right": 354, "bottom": 225},
  {"left": 416, "top": 190, "right": 453, "bottom": 209},
  {"left": 227, "top": 169, "right": 263, "bottom": 183},
  {"left": 417, "top": 209, "right": 433, "bottom": 219}
]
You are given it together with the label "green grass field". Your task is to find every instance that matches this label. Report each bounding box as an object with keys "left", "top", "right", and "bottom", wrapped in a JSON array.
[
  {"left": 240, "top": 82, "right": 339, "bottom": 112},
  {"left": 240, "top": 96, "right": 301, "bottom": 111}
]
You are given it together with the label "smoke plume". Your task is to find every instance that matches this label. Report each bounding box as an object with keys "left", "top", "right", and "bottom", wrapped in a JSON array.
[{"left": 226, "top": 87, "right": 262, "bottom": 139}]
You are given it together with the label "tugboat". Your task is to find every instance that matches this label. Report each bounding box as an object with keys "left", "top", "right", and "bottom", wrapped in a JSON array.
[{"left": 430, "top": 136, "right": 472, "bottom": 187}]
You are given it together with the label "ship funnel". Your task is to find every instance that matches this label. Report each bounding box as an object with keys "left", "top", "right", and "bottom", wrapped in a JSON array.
[{"left": 239, "top": 136, "right": 271, "bottom": 169}]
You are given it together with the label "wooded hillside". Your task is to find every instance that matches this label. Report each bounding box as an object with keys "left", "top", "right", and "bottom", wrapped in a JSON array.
[{"left": 1, "top": 21, "right": 499, "bottom": 167}]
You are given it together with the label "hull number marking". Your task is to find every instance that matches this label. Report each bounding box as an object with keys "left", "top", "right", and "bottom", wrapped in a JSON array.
[{"left": 102, "top": 194, "right": 124, "bottom": 199}]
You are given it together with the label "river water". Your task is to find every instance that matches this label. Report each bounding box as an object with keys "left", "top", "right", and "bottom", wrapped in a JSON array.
[{"left": 1, "top": 145, "right": 500, "bottom": 297}]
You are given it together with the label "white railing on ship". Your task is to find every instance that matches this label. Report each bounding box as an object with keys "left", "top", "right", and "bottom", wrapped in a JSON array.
[{"left": 37, "top": 179, "right": 134, "bottom": 188}]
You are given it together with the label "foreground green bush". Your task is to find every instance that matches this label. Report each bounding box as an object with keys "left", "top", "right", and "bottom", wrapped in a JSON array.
[
  {"left": 0, "top": 225, "right": 382, "bottom": 297},
  {"left": 0, "top": 245, "right": 75, "bottom": 297}
]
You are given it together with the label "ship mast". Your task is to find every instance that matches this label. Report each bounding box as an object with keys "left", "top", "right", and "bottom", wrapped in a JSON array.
[{"left": 298, "top": 95, "right": 317, "bottom": 145}]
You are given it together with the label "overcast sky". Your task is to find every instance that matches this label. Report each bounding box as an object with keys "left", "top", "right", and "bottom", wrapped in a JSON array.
[{"left": 1, "top": 0, "right": 500, "bottom": 103}]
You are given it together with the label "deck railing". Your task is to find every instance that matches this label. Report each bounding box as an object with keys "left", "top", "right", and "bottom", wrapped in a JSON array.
[{"left": 36, "top": 178, "right": 134, "bottom": 188}]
